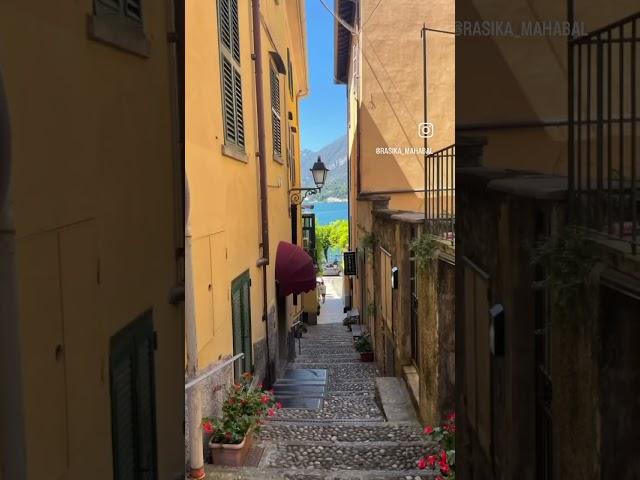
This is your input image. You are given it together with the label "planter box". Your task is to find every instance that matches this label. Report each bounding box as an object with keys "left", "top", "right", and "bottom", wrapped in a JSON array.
[
  {"left": 209, "top": 432, "right": 253, "bottom": 467},
  {"left": 360, "top": 351, "right": 374, "bottom": 362}
]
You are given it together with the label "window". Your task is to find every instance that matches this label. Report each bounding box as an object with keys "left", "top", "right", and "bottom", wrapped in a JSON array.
[
  {"left": 270, "top": 65, "right": 282, "bottom": 158},
  {"left": 218, "top": 0, "right": 245, "bottom": 149},
  {"left": 89, "top": 0, "right": 149, "bottom": 57},
  {"left": 110, "top": 310, "right": 158, "bottom": 480},
  {"left": 287, "top": 48, "right": 294, "bottom": 98},
  {"left": 95, "top": 0, "right": 143, "bottom": 23}
]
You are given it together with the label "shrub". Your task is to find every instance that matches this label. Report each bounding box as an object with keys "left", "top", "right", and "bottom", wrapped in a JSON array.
[{"left": 418, "top": 412, "right": 456, "bottom": 478}]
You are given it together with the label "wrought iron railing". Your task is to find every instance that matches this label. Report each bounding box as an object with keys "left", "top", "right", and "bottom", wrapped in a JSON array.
[
  {"left": 568, "top": 12, "right": 640, "bottom": 254},
  {"left": 425, "top": 144, "right": 455, "bottom": 243}
]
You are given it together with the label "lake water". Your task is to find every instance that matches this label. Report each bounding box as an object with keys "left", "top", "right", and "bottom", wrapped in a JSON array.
[
  {"left": 304, "top": 202, "right": 348, "bottom": 264},
  {"left": 307, "top": 201, "right": 348, "bottom": 225}
]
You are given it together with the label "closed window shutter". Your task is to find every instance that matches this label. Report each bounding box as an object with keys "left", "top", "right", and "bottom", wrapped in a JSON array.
[
  {"left": 124, "top": 0, "right": 142, "bottom": 21},
  {"left": 230, "top": 0, "right": 241, "bottom": 64},
  {"left": 271, "top": 67, "right": 282, "bottom": 157},
  {"left": 219, "top": 0, "right": 232, "bottom": 51},
  {"left": 110, "top": 312, "right": 157, "bottom": 480},
  {"left": 231, "top": 287, "right": 243, "bottom": 379},
  {"left": 112, "top": 354, "right": 137, "bottom": 480},
  {"left": 219, "top": 0, "right": 244, "bottom": 149},
  {"left": 222, "top": 58, "right": 237, "bottom": 145},
  {"left": 135, "top": 336, "right": 156, "bottom": 479},
  {"left": 234, "top": 70, "right": 245, "bottom": 147},
  {"left": 95, "top": 0, "right": 142, "bottom": 24}
]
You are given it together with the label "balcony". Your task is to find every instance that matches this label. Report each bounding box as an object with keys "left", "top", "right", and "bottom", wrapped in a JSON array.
[
  {"left": 568, "top": 12, "right": 640, "bottom": 254},
  {"left": 425, "top": 144, "right": 455, "bottom": 243}
]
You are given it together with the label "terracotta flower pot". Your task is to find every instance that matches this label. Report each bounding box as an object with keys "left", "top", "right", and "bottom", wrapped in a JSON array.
[
  {"left": 360, "top": 351, "right": 374, "bottom": 362},
  {"left": 209, "top": 431, "right": 253, "bottom": 467}
]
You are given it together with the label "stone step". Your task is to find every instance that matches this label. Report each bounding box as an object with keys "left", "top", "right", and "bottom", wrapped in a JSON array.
[
  {"left": 375, "top": 378, "right": 418, "bottom": 423},
  {"left": 261, "top": 442, "right": 436, "bottom": 471},
  {"left": 257, "top": 422, "right": 427, "bottom": 443},
  {"left": 203, "top": 466, "right": 437, "bottom": 479}
]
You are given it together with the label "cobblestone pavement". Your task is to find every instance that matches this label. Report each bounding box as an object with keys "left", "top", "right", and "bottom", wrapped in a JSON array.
[{"left": 204, "top": 322, "right": 437, "bottom": 479}]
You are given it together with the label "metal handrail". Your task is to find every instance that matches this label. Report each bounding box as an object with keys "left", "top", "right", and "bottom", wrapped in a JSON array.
[{"left": 184, "top": 353, "right": 244, "bottom": 390}]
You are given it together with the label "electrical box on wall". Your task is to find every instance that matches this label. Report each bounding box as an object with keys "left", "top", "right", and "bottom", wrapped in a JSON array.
[
  {"left": 391, "top": 267, "right": 399, "bottom": 289},
  {"left": 489, "top": 303, "right": 505, "bottom": 356}
]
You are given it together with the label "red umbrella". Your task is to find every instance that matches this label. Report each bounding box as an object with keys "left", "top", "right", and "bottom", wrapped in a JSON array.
[{"left": 275, "top": 241, "right": 316, "bottom": 296}]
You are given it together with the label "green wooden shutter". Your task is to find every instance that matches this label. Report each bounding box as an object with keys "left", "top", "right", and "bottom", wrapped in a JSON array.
[
  {"left": 271, "top": 66, "right": 282, "bottom": 156},
  {"left": 230, "top": 0, "right": 241, "bottom": 64},
  {"left": 219, "top": 0, "right": 244, "bottom": 149},
  {"left": 124, "top": 0, "right": 142, "bottom": 21},
  {"left": 231, "top": 285, "right": 243, "bottom": 379},
  {"left": 219, "top": 0, "right": 232, "bottom": 51},
  {"left": 222, "top": 57, "right": 237, "bottom": 145},
  {"left": 234, "top": 69, "right": 245, "bottom": 147},
  {"left": 110, "top": 311, "right": 158, "bottom": 480},
  {"left": 231, "top": 272, "right": 252, "bottom": 378},
  {"left": 241, "top": 279, "right": 252, "bottom": 372}
]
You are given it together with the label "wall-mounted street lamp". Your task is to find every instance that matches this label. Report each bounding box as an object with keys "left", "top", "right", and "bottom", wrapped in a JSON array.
[{"left": 289, "top": 156, "right": 330, "bottom": 205}]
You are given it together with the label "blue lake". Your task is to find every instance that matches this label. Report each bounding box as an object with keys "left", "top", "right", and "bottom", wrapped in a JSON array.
[{"left": 307, "top": 201, "right": 348, "bottom": 225}]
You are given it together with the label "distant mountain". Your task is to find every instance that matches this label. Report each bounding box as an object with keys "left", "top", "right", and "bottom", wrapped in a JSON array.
[{"left": 301, "top": 134, "right": 348, "bottom": 202}]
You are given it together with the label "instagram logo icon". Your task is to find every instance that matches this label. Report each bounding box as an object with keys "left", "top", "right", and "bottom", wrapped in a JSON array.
[{"left": 418, "top": 122, "right": 434, "bottom": 138}]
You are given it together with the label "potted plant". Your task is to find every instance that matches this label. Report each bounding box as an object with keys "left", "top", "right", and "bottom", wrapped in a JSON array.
[
  {"left": 202, "top": 372, "right": 282, "bottom": 466},
  {"left": 355, "top": 334, "right": 374, "bottom": 362}
]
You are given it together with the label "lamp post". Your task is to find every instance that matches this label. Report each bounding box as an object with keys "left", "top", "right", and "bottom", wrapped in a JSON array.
[{"left": 289, "top": 156, "right": 329, "bottom": 205}]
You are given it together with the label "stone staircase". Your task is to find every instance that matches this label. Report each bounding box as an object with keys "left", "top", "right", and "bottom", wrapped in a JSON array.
[{"left": 203, "top": 323, "right": 436, "bottom": 479}]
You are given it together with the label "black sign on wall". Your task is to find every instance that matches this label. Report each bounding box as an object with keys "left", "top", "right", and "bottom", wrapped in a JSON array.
[{"left": 343, "top": 251, "right": 357, "bottom": 276}]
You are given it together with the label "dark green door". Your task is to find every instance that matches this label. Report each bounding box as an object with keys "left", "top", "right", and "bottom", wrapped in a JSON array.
[
  {"left": 110, "top": 310, "right": 158, "bottom": 480},
  {"left": 231, "top": 271, "right": 252, "bottom": 378}
]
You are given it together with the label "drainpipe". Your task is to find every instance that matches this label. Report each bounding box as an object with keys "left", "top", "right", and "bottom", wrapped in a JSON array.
[
  {"left": 185, "top": 179, "right": 204, "bottom": 479},
  {"left": 252, "top": 0, "right": 273, "bottom": 387},
  {"left": 0, "top": 67, "right": 27, "bottom": 480}
]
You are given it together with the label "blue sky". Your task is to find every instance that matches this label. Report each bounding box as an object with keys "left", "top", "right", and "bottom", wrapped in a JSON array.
[{"left": 299, "top": 0, "right": 347, "bottom": 152}]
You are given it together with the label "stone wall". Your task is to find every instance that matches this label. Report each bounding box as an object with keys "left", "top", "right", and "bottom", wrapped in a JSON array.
[{"left": 184, "top": 357, "right": 235, "bottom": 466}]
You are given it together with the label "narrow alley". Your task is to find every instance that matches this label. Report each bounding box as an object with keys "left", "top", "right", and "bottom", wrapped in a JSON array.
[{"left": 203, "top": 277, "right": 436, "bottom": 479}]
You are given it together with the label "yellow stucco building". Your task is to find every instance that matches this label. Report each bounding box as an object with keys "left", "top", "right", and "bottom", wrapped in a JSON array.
[
  {"left": 334, "top": 0, "right": 455, "bottom": 422},
  {"left": 1, "top": 1, "right": 185, "bottom": 479},
  {"left": 186, "top": 0, "right": 309, "bottom": 389}
]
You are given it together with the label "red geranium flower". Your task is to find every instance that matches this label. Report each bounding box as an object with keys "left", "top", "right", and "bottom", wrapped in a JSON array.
[
  {"left": 202, "top": 421, "right": 214, "bottom": 434},
  {"left": 260, "top": 394, "right": 270, "bottom": 404},
  {"left": 439, "top": 462, "right": 450, "bottom": 474},
  {"left": 424, "top": 425, "right": 434, "bottom": 434},
  {"left": 417, "top": 457, "right": 427, "bottom": 470},
  {"left": 426, "top": 455, "right": 436, "bottom": 467},
  {"left": 276, "top": 401, "right": 283, "bottom": 409},
  {"left": 267, "top": 408, "right": 275, "bottom": 417}
]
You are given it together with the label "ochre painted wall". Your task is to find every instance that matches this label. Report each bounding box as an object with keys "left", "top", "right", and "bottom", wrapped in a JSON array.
[
  {"left": 186, "top": 0, "right": 308, "bottom": 373},
  {"left": 0, "top": 1, "right": 183, "bottom": 479}
]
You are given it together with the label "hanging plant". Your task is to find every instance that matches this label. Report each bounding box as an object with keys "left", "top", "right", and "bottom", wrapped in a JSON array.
[
  {"left": 531, "top": 226, "right": 597, "bottom": 312},
  {"left": 361, "top": 231, "right": 378, "bottom": 253},
  {"left": 409, "top": 233, "right": 440, "bottom": 271}
]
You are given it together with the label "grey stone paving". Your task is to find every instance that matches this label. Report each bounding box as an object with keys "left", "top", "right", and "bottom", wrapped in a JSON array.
[{"left": 203, "top": 321, "right": 437, "bottom": 479}]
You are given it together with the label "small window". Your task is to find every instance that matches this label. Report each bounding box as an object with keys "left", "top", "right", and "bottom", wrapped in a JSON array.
[
  {"left": 218, "top": 0, "right": 245, "bottom": 149},
  {"left": 270, "top": 65, "right": 282, "bottom": 159},
  {"left": 95, "top": 0, "right": 143, "bottom": 24}
]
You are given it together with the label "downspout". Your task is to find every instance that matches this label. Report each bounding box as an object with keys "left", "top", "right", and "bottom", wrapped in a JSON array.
[
  {"left": 185, "top": 179, "right": 204, "bottom": 479},
  {"left": 0, "top": 68, "right": 27, "bottom": 479},
  {"left": 252, "top": 0, "right": 273, "bottom": 387}
]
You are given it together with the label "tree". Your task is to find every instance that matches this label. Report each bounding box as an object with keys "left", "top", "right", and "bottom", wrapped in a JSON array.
[
  {"left": 315, "top": 220, "right": 349, "bottom": 265},
  {"left": 315, "top": 225, "right": 332, "bottom": 264}
]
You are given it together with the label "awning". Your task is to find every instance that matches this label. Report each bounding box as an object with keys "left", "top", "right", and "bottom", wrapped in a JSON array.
[{"left": 275, "top": 241, "right": 316, "bottom": 296}]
